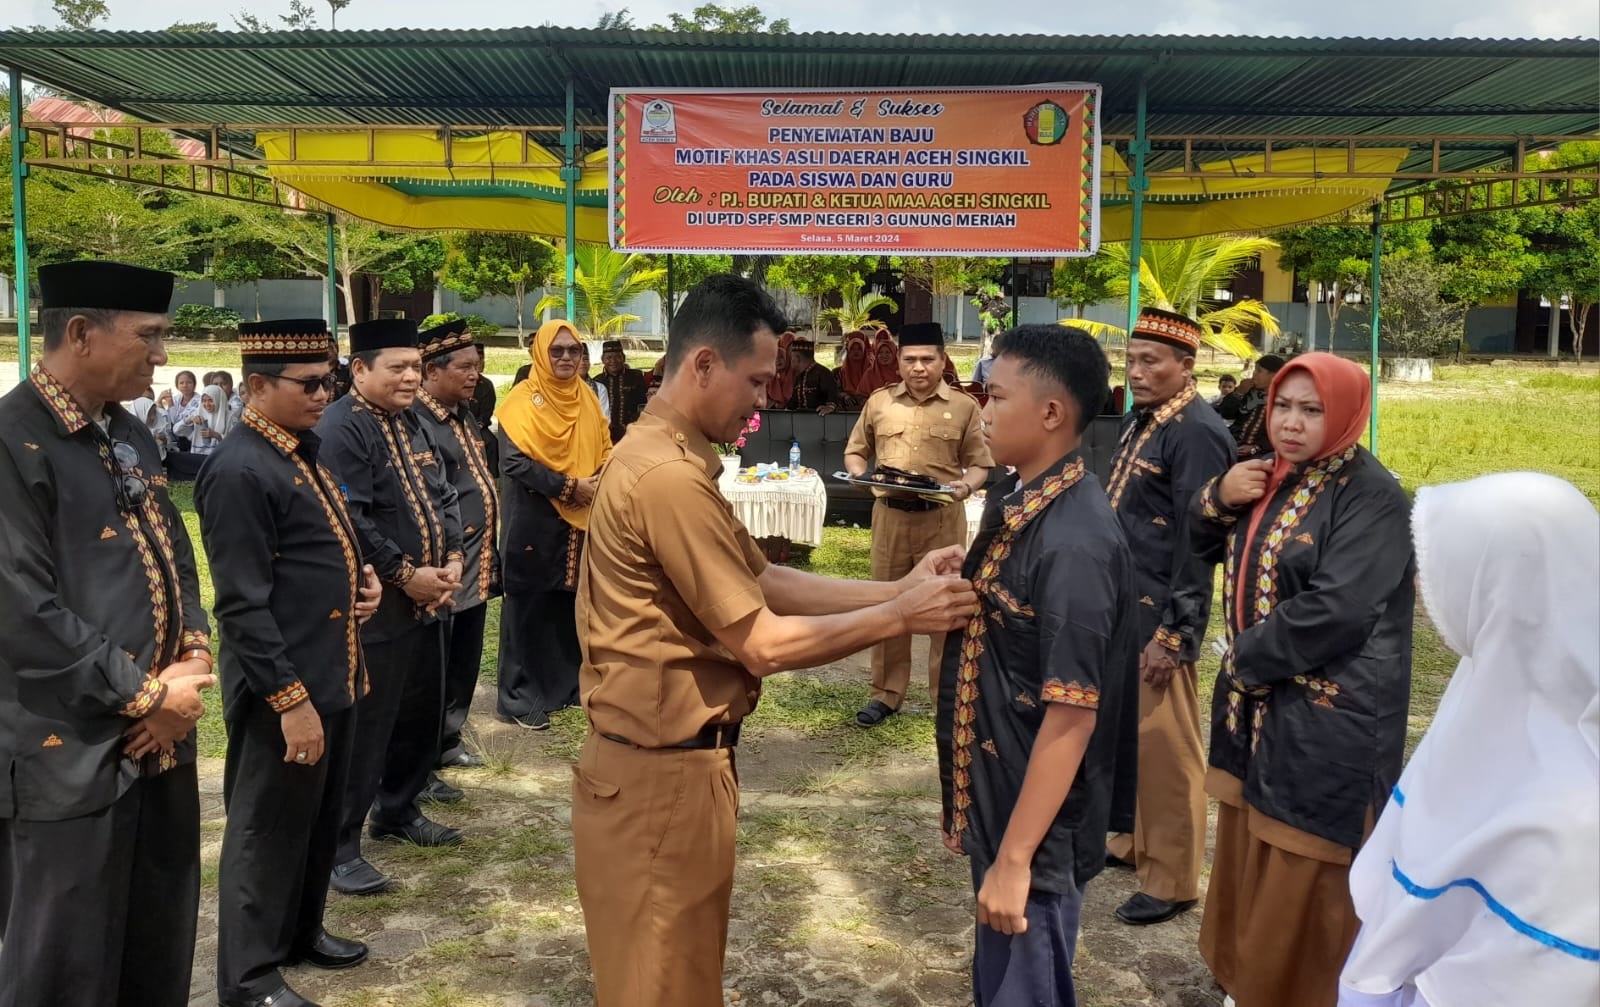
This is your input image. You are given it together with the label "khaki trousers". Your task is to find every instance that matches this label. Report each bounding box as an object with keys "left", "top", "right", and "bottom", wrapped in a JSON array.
[
  {"left": 572, "top": 733, "right": 739, "bottom": 1007},
  {"left": 1199, "top": 803, "right": 1360, "bottom": 1007},
  {"left": 869, "top": 500, "right": 967, "bottom": 709},
  {"left": 1105, "top": 659, "right": 1207, "bottom": 902}
]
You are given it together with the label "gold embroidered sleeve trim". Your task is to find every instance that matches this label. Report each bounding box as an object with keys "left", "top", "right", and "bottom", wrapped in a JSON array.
[
  {"left": 1041, "top": 678, "right": 1101, "bottom": 709},
  {"left": 122, "top": 676, "right": 167, "bottom": 719},
  {"left": 266, "top": 680, "right": 309, "bottom": 713},
  {"left": 1153, "top": 626, "right": 1185, "bottom": 652}
]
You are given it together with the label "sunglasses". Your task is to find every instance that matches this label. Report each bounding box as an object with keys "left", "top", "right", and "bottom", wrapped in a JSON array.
[
  {"left": 548, "top": 345, "right": 584, "bottom": 359},
  {"left": 110, "top": 439, "right": 149, "bottom": 513},
  {"left": 266, "top": 373, "right": 337, "bottom": 395}
]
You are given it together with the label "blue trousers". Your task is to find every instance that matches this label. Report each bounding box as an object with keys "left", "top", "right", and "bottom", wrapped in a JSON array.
[{"left": 971, "top": 861, "right": 1084, "bottom": 1007}]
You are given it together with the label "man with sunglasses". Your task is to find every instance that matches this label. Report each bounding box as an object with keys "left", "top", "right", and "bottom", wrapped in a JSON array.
[
  {"left": 316, "top": 318, "right": 466, "bottom": 897},
  {"left": 414, "top": 320, "right": 500, "bottom": 783},
  {"left": 195, "top": 319, "right": 385, "bottom": 1007},
  {"left": 0, "top": 260, "right": 217, "bottom": 1007}
]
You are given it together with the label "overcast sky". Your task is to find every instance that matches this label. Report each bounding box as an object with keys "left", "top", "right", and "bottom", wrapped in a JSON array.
[{"left": 7, "top": 0, "right": 1598, "bottom": 39}]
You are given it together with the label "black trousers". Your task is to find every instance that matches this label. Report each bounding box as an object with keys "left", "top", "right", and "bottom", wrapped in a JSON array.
[
  {"left": 217, "top": 698, "right": 356, "bottom": 1000},
  {"left": 337, "top": 623, "right": 445, "bottom": 863},
  {"left": 496, "top": 590, "right": 581, "bottom": 719},
  {"left": 0, "top": 763, "right": 201, "bottom": 1007},
  {"left": 439, "top": 602, "right": 489, "bottom": 764}
]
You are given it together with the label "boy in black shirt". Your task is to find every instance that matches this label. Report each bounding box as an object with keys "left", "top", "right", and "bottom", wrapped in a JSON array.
[{"left": 937, "top": 324, "right": 1139, "bottom": 1006}]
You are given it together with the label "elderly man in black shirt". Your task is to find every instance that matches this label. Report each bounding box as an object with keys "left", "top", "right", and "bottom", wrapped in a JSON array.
[
  {"left": 415, "top": 320, "right": 501, "bottom": 778},
  {"left": 318, "top": 318, "right": 466, "bottom": 897},
  {"left": 197, "top": 320, "right": 385, "bottom": 1007},
  {"left": 1102, "top": 309, "right": 1236, "bottom": 927},
  {"left": 596, "top": 338, "right": 649, "bottom": 443},
  {"left": 0, "top": 260, "right": 215, "bottom": 1007}
]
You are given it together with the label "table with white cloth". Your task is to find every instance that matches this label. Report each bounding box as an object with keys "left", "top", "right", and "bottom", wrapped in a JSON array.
[{"left": 720, "top": 474, "right": 830, "bottom": 548}]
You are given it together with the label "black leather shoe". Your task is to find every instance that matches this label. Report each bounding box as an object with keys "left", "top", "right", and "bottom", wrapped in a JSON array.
[
  {"left": 288, "top": 930, "right": 369, "bottom": 970},
  {"left": 438, "top": 751, "right": 485, "bottom": 769},
  {"left": 419, "top": 775, "right": 464, "bottom": 805},
  {"left": 369, "top": 815, "right": 464, "bottom": 847},
  {"left": 329, "top": 857, "right": 392, "bottom": 896},
  {"left": 219, "top": 983, "right": 319, "bottom": 1007},
  {"left": 855, "top": 700, "right": 898, "bottom": 728},
  {"left": 1105, "top": 852, "right": 1136, "bottom": 870},
  {"left": 1115, "top": 892, "right": 1198, "bottom": 926}
]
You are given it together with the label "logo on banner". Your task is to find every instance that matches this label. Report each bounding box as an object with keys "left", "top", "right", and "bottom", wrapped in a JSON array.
[
  {"left": 1023, "top": 102, "right": 1069, "bottom": 146},
  {"left": 640, "top": 99, "right": 678, "bottom": 143}
]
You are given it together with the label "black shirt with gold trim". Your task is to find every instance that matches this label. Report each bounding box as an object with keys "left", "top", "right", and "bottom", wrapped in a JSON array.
[
  {"left": 316, "top": 389, "right": 464, "bottom": 644},
  {"left": 936, "top": 455, "right": 1139, "bottom": 894},
  {"left": 195, "top": 407, "right": 367, "bottom": 719},
  {"left": 1105, "top": 385, "right": 1236, "bottom": 661},
  {"left": 414, "top": 389, "right": 500, "bottom": 611},
  {"left": 0, "top": 367, "right": 212, "bottom": 821}
]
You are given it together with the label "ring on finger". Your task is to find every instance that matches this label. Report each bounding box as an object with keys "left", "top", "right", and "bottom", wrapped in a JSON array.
[{"left": 295, "top": 751, "right": 308, "bottom": 761}]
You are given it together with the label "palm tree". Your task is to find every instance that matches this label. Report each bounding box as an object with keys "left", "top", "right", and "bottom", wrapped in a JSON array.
[
  {"left": 534, "top": 245, "right": 666, "bottom": 338},
  {"left": 1072, "top": 236, "right": 1280, "bottom": 359},
  {"left": 816, "top": 274, "right": 898, "bottom": 334}
]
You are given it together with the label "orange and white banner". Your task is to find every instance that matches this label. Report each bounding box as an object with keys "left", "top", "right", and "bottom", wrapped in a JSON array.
[{"left": 608, "top": 86, "right": 1101, "bottom": 256}]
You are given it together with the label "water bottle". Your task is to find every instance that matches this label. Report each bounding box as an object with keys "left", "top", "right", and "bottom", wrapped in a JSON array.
[{"left": 788, "top": 440, "right": 802, "bottom": 472}]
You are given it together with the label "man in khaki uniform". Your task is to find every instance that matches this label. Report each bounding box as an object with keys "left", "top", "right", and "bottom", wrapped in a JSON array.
[
  {"left": 572, "top": 276, "right": 978, "bottom": 1007},
  {"left": 845, "top": 322, "right": 992, "bottom": 727}
]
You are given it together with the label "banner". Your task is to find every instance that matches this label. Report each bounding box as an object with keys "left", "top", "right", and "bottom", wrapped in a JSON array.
[{"left": 609, "top": 86, "right": 1101, "bottom": 257}]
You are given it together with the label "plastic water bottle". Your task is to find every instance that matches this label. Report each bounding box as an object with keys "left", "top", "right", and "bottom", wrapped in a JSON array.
[{"left": 788, "top": 440, "right": 802, "bottom": 472}]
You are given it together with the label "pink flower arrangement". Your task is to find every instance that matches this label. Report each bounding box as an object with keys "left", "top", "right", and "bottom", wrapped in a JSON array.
[{"left": 719, "top": 411, "right": 762, "bottom": 455}]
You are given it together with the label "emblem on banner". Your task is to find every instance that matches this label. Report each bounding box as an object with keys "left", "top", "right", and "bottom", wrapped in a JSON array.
[
  {"left": 640, "top": 99, "right": 678, "bottom": 144},
  {"left": 1023, "top": 102, "right": 1069, "bottom": 146}
]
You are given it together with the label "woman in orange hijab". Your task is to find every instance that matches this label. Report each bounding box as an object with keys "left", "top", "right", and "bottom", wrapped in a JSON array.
[
  {"left": 1188, "top": 353, "right": 1416, "bottom": 1007},
  {"left": 493, "top": 320, "right": 612, "bottom": 730},
  {"left": 836, "top": 330, "right": 876, "bottom": 407},
  {"left": 766, "top": 330, "right": 796, "bottom": 410}
]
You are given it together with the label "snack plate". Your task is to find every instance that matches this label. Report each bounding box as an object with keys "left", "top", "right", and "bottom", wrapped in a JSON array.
[{"left": 832, "top": 471, "right": 958, "bottom": 503}]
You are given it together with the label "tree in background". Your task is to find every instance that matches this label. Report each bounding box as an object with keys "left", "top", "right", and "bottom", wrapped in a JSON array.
[
  {"left": 234, "top": 1, "right": 320, "bottom": 31},
  {"left": 1050, "top": 255, "right": 1120, "bottom": 319},
  {"left": 893, "top": 256, "right": 1007, "bottom": 341},
  {"left": 367, "top": 235, "right": 446, "bottom": 321},
  {"left": 817, "top": 275, "right": 897, "bottom": 335},
  {"left": 1096, "top": 236, "right": 1281, "bottom": 359},
  {"left": 324, "top": 0, "right": 353, "bottom": 28},
  {"left": 971, "top": 283, "right": 1013, "bottom": 337},
  {"left": 594, "top": 9, "right": 636, "bottom": 28},
  {"left": 1378, "top": 251, "right": 1468, "bottom": 362},
  {"left": 766, "top": 255, "right": 877, "bottom": 329},
  {"left": 638, "top": 252, "right": 735, "bottom": 310},
  {"left": 534, "top": 245, "right": 665, "bottom": 338},
  {"left": 652, "top": 3, "right": 790, "bottom": 32},
  {"left": 237, "top": 211, "right": 443, "bottom": 323},
  {"left": 441, "top": 232, "right": 559, "bottom": 341},
  {"left": 1517, "top": 141, "right": 1600, "bottom": 357},
  {"left": 51, "top": 0, "right": 108, "bottom": 28}
]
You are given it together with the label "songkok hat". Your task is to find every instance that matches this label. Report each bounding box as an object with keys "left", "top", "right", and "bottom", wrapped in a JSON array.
[
  {"left": 239, "top": 318, "right": 333, "bottom": 364},
  {"left": 899, "top": 322, "right": 945, "bottom": 348},
  {"left": 418, "top": 319, "right": 474, "bottom": 362},
  {"left": 39, "top": 260, "right": 174, "bottom": 314},
  {"left": 1256, "top": 353, "right": 1287, "bottom": 373},
  {"left": 601, "top": 339, "right": 624, "bottom": 353},
  {"left": 349, "top": 318, "right": 419, "bottom": 354},
  {"left": 1130, "top": 308, "right": 1202, "bottom": 352},
  {"left": 791, "top": 337, "right": 817, "bottom": 353}
]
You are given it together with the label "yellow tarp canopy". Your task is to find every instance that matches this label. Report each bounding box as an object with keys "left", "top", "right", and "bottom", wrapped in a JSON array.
[
  {"left": 1100, "top": 147, "right": 1411, "bottom": 240},
  {"left": 257, "top": 130, "right": 611, "bottom": 241},
  {"left": 258, "top": 131, "right": 1408, "bottom": 246}
]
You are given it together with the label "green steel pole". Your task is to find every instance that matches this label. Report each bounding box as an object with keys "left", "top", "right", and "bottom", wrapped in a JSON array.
[
  {"left": 9, "top": 67, "right": 30, "bottom": 375},
  {"left": 1123, "top": 76, "right": 1149, "bottom": 414},
  {"left": 1368, "top": 207, "right": 1383, "bottom": 457},
  {"left": 325, "top": 213, "right": 339, "bottom": 336},
  {"left": 562, "top": 79, "right": 578, "bottom": 322}
]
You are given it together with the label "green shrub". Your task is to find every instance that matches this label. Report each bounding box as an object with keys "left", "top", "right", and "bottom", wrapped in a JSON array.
[
  {"left": 172, "top": 304, "right": 244, "bottom": 331},
  {"left": 420, "top": 312, "right": 499, "bottom": 338}
]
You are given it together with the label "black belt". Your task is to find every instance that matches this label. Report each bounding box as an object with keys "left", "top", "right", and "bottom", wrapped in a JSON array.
[
  {"left": 601, "top": 721, "right": 742, "bottom": 750},
  {"left": 882, "top": 496, "right": 948, "bottom": 513}
]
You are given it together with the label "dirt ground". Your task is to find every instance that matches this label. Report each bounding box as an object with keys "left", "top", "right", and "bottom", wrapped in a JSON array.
[{"left": 185, "top": 645, "right": 1225, "bottom": 1007}]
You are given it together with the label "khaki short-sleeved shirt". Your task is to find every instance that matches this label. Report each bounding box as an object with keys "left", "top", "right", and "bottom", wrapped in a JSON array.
[
  {"left": 845, "top": 380, "right": 994, "bottom": 485},
  {"left": 577, "top": 398, "right": 769, "bottom": 748}
]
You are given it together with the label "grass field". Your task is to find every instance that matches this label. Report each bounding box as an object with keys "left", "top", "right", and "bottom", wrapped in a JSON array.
[{"left": 98, "top": 359, "right": 1600, "bottom": 1004}]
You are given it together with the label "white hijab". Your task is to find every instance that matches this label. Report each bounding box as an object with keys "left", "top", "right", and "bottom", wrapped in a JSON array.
[
  {"left": 1340, "top": 472, "right": 1600, "bottom": 1007},
  {"left": 198, "top": 383, "right": 232, "bottom": 437}
]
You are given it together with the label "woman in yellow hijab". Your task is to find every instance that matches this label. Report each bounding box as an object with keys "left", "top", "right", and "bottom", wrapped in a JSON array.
[{"left": 494, "top": 320, "right": 612, "bottom": 730}]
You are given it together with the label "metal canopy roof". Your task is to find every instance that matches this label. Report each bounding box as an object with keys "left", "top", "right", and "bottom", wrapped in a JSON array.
[{"left": 1, "top": 29, "right": 1595, "bottom": 178}]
